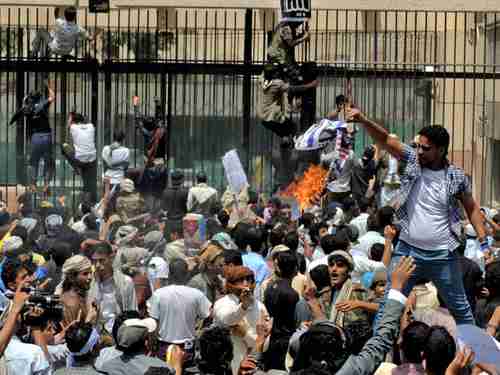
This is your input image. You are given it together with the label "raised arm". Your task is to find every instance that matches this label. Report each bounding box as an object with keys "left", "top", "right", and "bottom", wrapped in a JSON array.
[{"left": 346, "top": 107, "right": 405, "bottom": 160}]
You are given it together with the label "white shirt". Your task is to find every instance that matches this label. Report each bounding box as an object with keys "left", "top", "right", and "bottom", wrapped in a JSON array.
[
  {"left": 351, "top": 231, "right": 385, "bottom": 258},
  {"left": 70, "top": 123, "right": 96, "bottom": 162},
  {"left": 401, "top": 168, "right": 451, "bottom": 250},
  {"left": 49, "top": 18, "right": 89, "bottom": 56},
  {"left": 213, "top": 294, "right": 268, "bottom": 375},
  {"left": 148, "top": 284, "right": 211, "bottom": 343},
  {"left": 349, "top": 213, "right": 370, "bottom": 237},
  {"left": 4, "top": 336, "right": 51, "bottom": 375},
  {"left": 98, "top": 278, "right": 119, "bottom": 334},
  {"left": 102, "top": 144, "right": 130, "bottom": 184},
  {"left": 351, "top": 254, "right": 386, "bottom": 284}
]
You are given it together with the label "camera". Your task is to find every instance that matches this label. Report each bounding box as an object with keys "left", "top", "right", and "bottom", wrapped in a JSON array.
[
  {"left": 19, "top": 288, "right": 64, "bottom": 327},
  {"left": 9, "top": 91, "right": 49, "bottom": 125}
]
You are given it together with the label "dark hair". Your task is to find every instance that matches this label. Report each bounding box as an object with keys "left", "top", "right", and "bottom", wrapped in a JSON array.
[
  {"left": 493, "top": 214, "right": 500, "bottom": 225},
  {"left": 357, "top": 197, "right": 370, "bottom": 213},
  {"left": 292, "top": 323, "right": 348, "bottom": 373},
  {"left": 310, "top": 222, "right": 328, "bottom": 246},
  {"left": 231, "top": 222, "right": 252, "bottom": 250},
  {"left": 369, "top": 243, "right": 384, "bottom": 262},
  {"left": 377, "top": 206, "right": 394, "bottom": 229},
  {"left": 65, "top": 321, "right": 93, "bottom": 354},
  {"left": 64, "top": 6, "right": 77, "bottom": 22},
  {"left": 418, "top": 125, "right": 450, "bottom": 158},
  {"left": 198, "top": 326, "right": 233, "bottom": 373},
  {"left": 72, "top": 112, "right": 85, "bottom": 123},
  {"left": 342, "top": 197, "right": 356, "bottom": 212},
  {"left": 344, "top": 320, "right": 373, "bottom": 355},
  {"left": 49, "top": 241, "right": 73, "bottom": 268},
  {"left": 485, "top": 261, "right": 500, "bottom": 298},
  {"left": 169, "top": 258, "right": 189, "bottom": 284},
  {"left": 296, "top": 252, "right": 306, "bottom": 274},
  {"left": 223, "top": 250, "right": 243, "bottom": 266},
  {"left": 1, "top": 259, "right": 33, "bottom": 290},
  {"left": 83, "top": 213, "right": 98, "bottom": 231},
  {"left": 270, "top": 196, "right": 282, "bottom": 209},
  {"left": 366, "top": 214, "right": 379, "bottom": 232},
  {"left": 335, "top": 94, "right": 346, "bottom": 106},
  {"left": 90, "top": 242, "right": 113, "bottom": 256},
  {"left": 321, "top": 234, "right": 349, "bottom": 255},
  {"left": 217, "top": 210, "right": 230, "bottom": 229},
  {"left": 422, "top": 326, "right": 456, "bottom": 374},
  {"left": 11, "top": 226, "right": 28, "bottom": 243},
  {"left": 284, "top": 231, "right": 299, "bottom": 252},
  {"left": 247, "top": 226, "right": 265, "bottom": 253},
  {"left": 112, "top": 310, "right": 141, "bottom": 341},
  {"left": 196, "top": 172, "right": 207, "bottom": 183},
  {"left": 275, "top": 251, "right": 298, "bottom": 279},
  {"left": 401, "top": 321, "right": 430, "bottom": 363},
  {"left": 113, "top": 130, "right": 126, "bottom": 143},
  {"left": 309, "top": 265, "right": 331, "bottom": 291},
  {"left": 269, "top": 224, "right": 287, "bottom": 248},
  {"left": 298, "top": 213, "right": 315, "bottom": 230}
]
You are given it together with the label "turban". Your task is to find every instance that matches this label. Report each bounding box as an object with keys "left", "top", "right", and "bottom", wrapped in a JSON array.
[
  {"left": 198, "top": 243, "right": 223, "bottom": 266},
  {"left": 115, "top": 225, "right": 138, "bottom": 246},
  {"left": 62, "top": 255, "right": 92, "bottom": 275}
]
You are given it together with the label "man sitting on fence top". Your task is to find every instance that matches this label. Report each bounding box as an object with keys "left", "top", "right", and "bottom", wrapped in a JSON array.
[{"left": 31, "top": 6, "right": 99, "bottom": 58}]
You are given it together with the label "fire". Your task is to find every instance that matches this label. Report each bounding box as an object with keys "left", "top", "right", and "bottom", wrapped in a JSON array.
[{"left": 281, "top": 164, "right": 329, "bottom": 210}]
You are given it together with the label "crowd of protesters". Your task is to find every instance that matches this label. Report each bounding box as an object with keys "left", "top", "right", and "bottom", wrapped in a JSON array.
[{"left": 0, "top": 104, "right": 497, "bottom": 375}]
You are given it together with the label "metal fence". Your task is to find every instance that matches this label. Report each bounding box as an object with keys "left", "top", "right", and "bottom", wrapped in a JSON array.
[{"left": 0, "top": 7, "right": 499, "bottom": 207}]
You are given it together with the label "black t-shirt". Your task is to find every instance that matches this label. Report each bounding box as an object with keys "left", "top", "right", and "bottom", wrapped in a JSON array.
[{"left": 26, "top": 99, "right": 51, "bottom": 136}]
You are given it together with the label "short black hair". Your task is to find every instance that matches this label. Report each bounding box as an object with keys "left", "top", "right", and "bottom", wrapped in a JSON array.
[
  {"left": 83, "top": 213, "right": 98, "bottom": 231},
  {"left": 113, "top": 130, "right": 126, "bottom": 143},
  {"left": 344, "top": 320, "right": 372, "bottom": 355},
  {"left": 169, "top": 258, "right": 189, "bottom": 284},
  {"left": 309, "top": 265, "right": 330, "bottom": 291},
  {"left": 90, "top": 241, "right": 113, "bottom": 256},
  {"left": 296, "top": 252, "right": 306, "bottom": 274},
  {"left": 223, "top": 250, "right": 243, "bottom": 266},
  {"left": 401, "top": 321, "right": 430, "bottom": 363},
  {"left": 112, "top": 310, "right": 141, "bottom": 342},
  {"left": 269, "top": 223, "right": 287, "bottom": 247},
  {"left": 196, "top": 172, "right": 207, "bottom": 183},
  {"left": 418, "top": 125, "right": 450, "bottom": 157},
  {"left": 247, "top": 226, "right": 265, "bottom": 253},
  {"left": 320, "top": 234, "right": 349, "bottom": 255},
  {"left": 335, "top": 94, "right": 346, "bottom": 106},
  {"left": 485, "top": 260, "right": 500, "bottom": 298},
  {"left": 231, "top": 222, "right": 252, "bottom": 250},
  {"left": 65, "top": 321, "right": 93, "bottom": 353},
  {"left": 377, "top": 206, "right": 394, "bottom": 229},
  {"left": 283, "top": 231, "right": 299, "bottom": 252},
  {"left": 422, "top": 326, "right": 456, "bottom": 374},
  {"left": 49, "top": 241, "right": 73, "bottom": 268},
  {"left": 275, "top": 251, "right": 298, "bottom": 279},
  {"left": 298, "top": 213, "right": 315, "bottom": 230},
  {"left": 369, "top": 243, "right": 384, "bottom": 262},
  {"left": 357, "top": 197, "right": 370, "bottom": 213},
  {"left": 72, "top": 112, "right": 85, "bottom": 123},
  {"left": 310, "top": 221, "right": 328, "bottom": 246},
  {"left": 64, "top": 6, "right": 77, "bottom": 22},
  {"left": 217, "top": 210, "right": 230, "bottom": 229},
  {"left": 198, "top": 326, "right": 234, "bottom": 373}
]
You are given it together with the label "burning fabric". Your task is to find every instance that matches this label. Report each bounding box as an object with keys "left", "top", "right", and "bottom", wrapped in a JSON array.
[{"left": 281, "top": 164, "right": 329, "bottom": 210}]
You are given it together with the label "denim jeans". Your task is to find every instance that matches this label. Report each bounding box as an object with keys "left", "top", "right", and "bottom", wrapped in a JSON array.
[
  {"left": 30, "top": 132, "right": 55, "bottom": 185},
  {"left": 374, "top": 240, "right": 475, "bottom": 328}
]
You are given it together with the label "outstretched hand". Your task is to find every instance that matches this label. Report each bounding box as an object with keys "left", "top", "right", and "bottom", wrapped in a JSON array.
[{"left": 391, "top": 256, "right": 416, "bottom": 291}]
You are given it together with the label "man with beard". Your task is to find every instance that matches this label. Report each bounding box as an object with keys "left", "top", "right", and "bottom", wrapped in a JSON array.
[
  {"left": 213, "top": 266, "right": 269, "bottom": 375},
  {"left": 347, "top": 108, "right": 485, "bottom": 326},
  {"left": 56, "top": 255, "right": 96, "bottom": 326}
]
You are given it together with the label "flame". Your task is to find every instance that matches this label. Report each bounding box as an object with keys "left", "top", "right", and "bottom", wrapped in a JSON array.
[{"left": 281, "top": 164, "right": 329, "bottom": 211}]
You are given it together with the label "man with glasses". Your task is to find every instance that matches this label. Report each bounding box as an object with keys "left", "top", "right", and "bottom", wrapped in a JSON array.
[{"left": 346, "top": 108, "right": 488, "bottom": 326}]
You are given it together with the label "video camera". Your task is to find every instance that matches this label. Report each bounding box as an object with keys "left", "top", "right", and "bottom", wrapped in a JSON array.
[
  {"left": 9, "top": 91, "right": 49, "bottom": 126},
  {"left": 16, "top": 287, "right": 64, "bottom": 327},
  {"left": 133, "top": 96, "right": 165, "bottom": 132}
]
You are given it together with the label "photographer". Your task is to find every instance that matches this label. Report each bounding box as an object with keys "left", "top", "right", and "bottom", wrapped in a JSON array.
[
  {"left": 0, "top": 283, "right": 30, "bottom": 358},
  {"left": 61, "top": 111, "right": 97, "bottom": 204},
  {"left": 1, "top": 259, "right": 52, "bottom": 374},
  {"left": 10, "top": 82, "right": 56, "bottom": 194}
]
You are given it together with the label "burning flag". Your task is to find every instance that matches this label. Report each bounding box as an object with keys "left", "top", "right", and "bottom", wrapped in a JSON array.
[{"left": 281, "top": 164, "right": 329, "bottom": 211}]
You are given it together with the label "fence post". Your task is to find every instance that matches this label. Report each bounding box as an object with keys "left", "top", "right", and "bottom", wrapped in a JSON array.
[
  {"left": 242, "top": 8, "right": 253, "bottom": 174},
  {"left": 15, "top": 69, "right": 26, "bottom": 186},
  {"left": 90, "top": 62, "right": 99, "bottom": 200}
]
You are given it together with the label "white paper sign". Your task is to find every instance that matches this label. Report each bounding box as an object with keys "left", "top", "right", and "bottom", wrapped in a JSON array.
[{"left": 222, "top": 149, "right": 248, "bottom": 194}]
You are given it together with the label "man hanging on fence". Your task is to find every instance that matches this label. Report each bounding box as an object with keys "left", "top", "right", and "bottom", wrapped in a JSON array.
[
  {"left": 9, "top": 81, "right": 56, "bottom": 195},
  {"left": 61, "top": 111, "right": 98, "bottom": 204}
]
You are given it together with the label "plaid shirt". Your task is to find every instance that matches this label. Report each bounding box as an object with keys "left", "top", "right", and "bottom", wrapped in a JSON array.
[{"left": 396, "top": 144, "right": 470, "bottom": 251}]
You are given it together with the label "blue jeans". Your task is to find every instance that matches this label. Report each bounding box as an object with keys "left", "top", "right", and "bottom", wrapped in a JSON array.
[
  {"left": 374, "top": 240, "right": 475, "bottom": 328},
  {"left": 30, "top": 132, "right": 55, "bottom": 185}
]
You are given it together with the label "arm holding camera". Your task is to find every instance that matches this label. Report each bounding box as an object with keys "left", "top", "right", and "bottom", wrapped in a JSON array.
[{"left": 0, "top": 283, "right": 30, "bottom": 357}]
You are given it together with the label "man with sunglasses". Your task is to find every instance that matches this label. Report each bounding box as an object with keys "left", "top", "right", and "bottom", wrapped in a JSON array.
[{"left": 347, "top": 108, "right": 487, "bottom": 326}]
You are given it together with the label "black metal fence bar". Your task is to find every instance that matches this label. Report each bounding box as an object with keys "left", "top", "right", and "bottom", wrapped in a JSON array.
[{"left": 0, "top": 7, "right": 499, "bottom": 208}]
